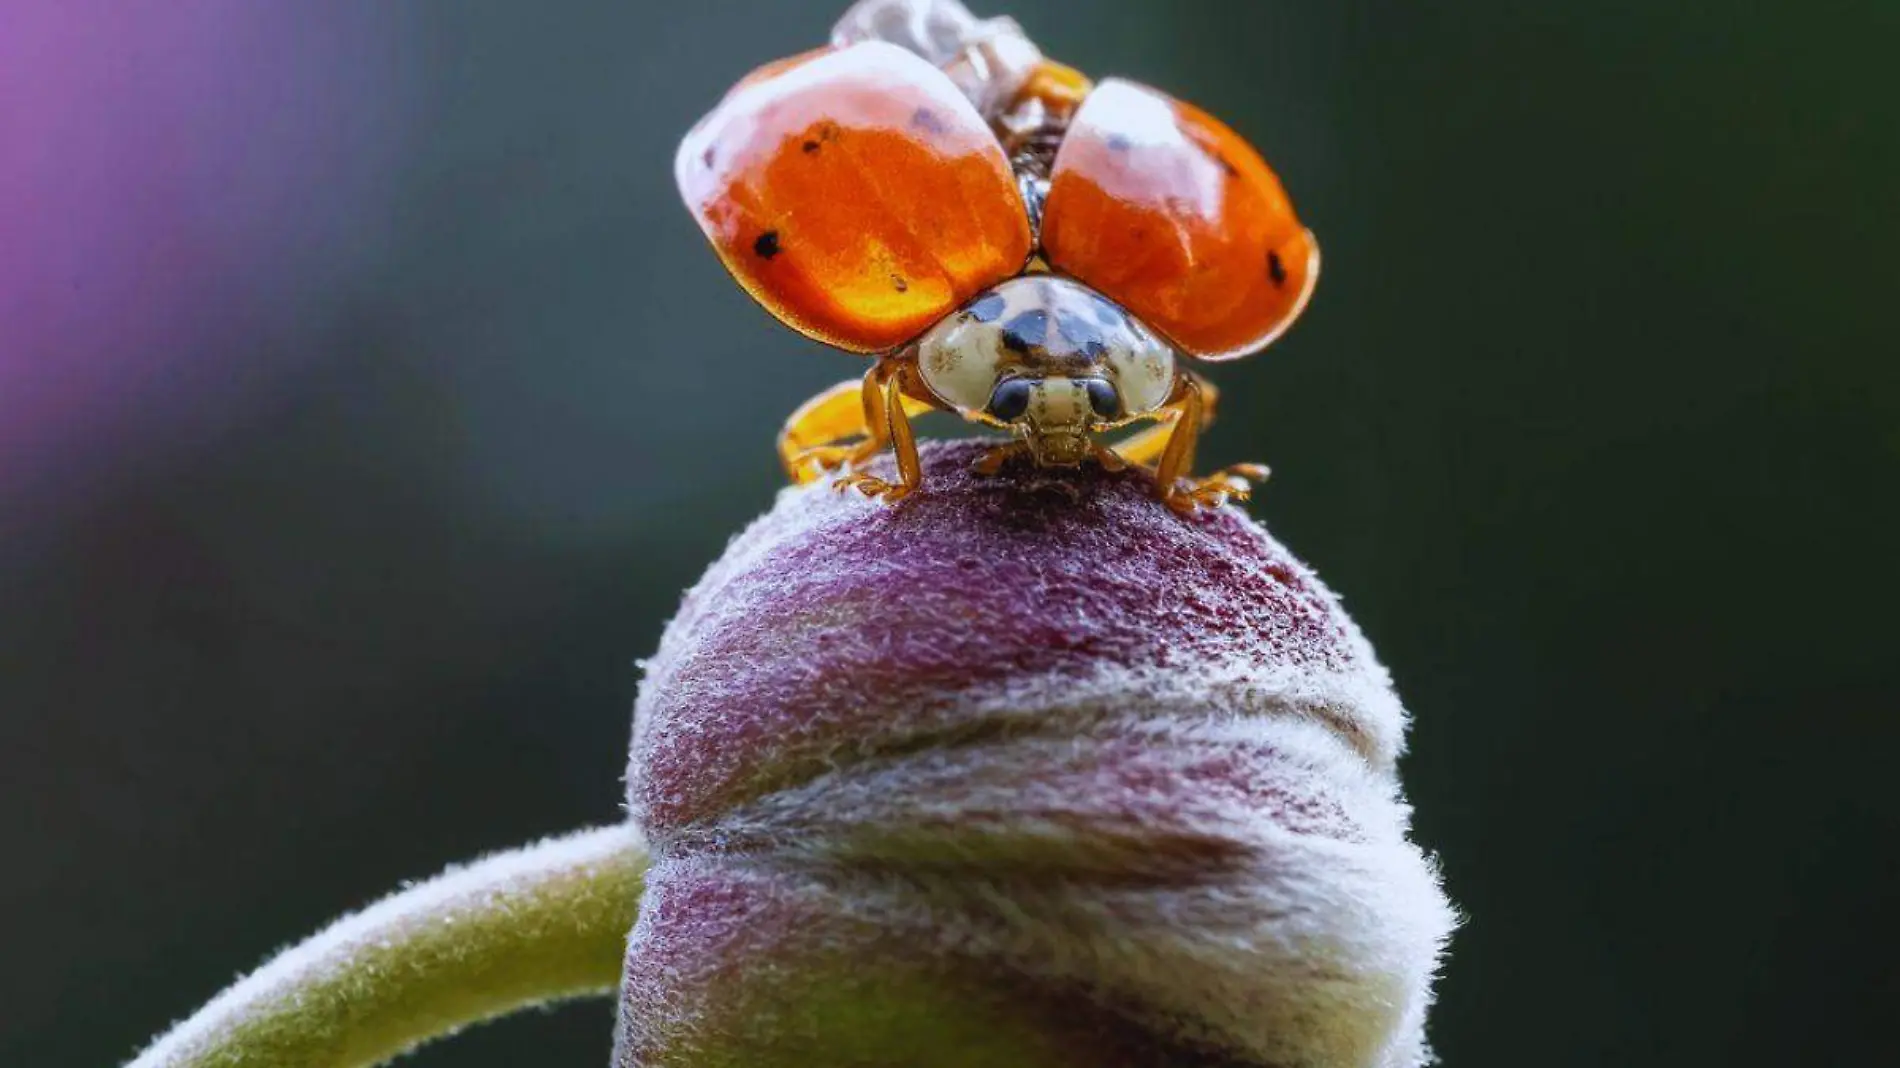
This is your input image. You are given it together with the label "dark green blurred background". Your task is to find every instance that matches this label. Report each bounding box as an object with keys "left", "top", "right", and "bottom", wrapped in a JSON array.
[{"left": 5, "top": 1, "right": 1895, "bottom": 1064}]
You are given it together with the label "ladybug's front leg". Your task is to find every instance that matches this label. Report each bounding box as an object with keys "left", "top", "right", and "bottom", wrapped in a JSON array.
[
  {"left": 1108, "top": 372, "right": 1269, "bottom": 513},
  {"left": 831, "top": 373, "right": 927, "bottom": 503},
  {"left": 779, "top": 361, "right": 934, "bottom": 490}
]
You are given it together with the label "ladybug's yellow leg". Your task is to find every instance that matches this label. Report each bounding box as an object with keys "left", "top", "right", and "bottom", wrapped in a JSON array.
[
  {"left": 1111, "top": 373, "right": 1269, "bottom": 513},
  {"left": 779, "top": 366, "right": 889, "bottom": 483},
  {"left": 779, "top": 362, "right": 934, "bottom": 484},
  {"left": 1112, "top": 371, "right": 1212, "bottom": 467},
  {"left": 833, "top": 371, "right": 927, "bottom": 502},
  {"left": 1106, "top": 405, "right": 1183, "bottom": 470}
]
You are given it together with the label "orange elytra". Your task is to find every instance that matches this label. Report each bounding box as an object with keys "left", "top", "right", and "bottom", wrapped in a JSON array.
[
  {"left": 676, "top": 42, "right": 1033, "bottom": 353},
  {"left": 675, "top": 2, "right": 1319, "bottom": 512},
  {"left": 1041, "top": 79, "right": 1319, "bottom": 361}
]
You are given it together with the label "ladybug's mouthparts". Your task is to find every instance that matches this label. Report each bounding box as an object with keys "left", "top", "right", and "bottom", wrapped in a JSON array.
[
  {"left": 1023, "top": 427, "right": 1092, "bottom": 467},
  {"left": 1010, "top": 372, "right": 1107, "bottom": 468}
]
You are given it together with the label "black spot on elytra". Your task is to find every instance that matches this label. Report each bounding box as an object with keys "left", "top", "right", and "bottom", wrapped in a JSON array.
[
  {"left": 802, "top": 121, "right": 841, "bottom": 154},
  {"left": 1267, "top": 250, "right": 1287, "bottom": 287},
  {"left": 910, "top": 107, "right": 948, "bottom": 135},
  {"left": 891, "top": 274, "right": 909, "bottom": 293},
  {"left": 999, "top": 309, "right": 1050, "bottom": 354},
  {"left": 1106, "top": 133, "right": 1133, "bottom": 152},
  {"left": 965, "top": 292, "right": 1006, "bottom": 322},
  {"left": 754, "top": 230, "right": 781, "bottom": 259},
  {"left": 700, "top": 146, "right": 717, "bottom": 168}
]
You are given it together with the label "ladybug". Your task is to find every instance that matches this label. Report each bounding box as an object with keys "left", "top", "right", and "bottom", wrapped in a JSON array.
[{"left": 675, "top": 0, "right": 1318, "bottom": 512}]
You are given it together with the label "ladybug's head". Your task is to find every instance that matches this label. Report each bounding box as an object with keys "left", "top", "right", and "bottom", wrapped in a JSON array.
[{"left": 913, "top": 275, "right": 1175, "bottom": 466}]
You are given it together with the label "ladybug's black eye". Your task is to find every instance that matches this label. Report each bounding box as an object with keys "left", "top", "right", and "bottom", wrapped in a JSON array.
[
  {"left": 1083, "top": 378, "right": 1120, "bottom": 419},
  {"left": 988, "top": 378, "right": 1033, "bottom": 422}
]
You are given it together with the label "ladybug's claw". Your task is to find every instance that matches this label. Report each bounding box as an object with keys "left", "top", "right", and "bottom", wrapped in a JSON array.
[
  {"left": 1161, "top": 479, "right": 1239, "bottom": 514},
  {"left": 1161, "top": 463, "right": 1269, "bottom": 514},
  {"left": 832, "top": 472, "right": 913, "bottom": 503}
]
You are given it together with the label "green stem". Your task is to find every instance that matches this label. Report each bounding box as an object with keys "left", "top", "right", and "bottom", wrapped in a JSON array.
[{"left": 128, "top": 824, "right": 646, "bottom": 1068}]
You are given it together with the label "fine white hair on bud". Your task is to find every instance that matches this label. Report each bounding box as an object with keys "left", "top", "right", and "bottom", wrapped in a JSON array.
[{"left": 618, "top": 441, "right": 1455, "bottom": 1067}]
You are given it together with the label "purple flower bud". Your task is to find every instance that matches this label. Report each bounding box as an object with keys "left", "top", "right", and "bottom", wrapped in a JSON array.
[{"left": 618, "top": 442, "right": 1454, "bottom": 1067}]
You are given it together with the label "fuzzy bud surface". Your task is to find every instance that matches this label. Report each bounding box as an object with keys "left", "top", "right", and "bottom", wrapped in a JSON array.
[{"left": 618, "top": 441, "right": 1453, "bottom": 1067}]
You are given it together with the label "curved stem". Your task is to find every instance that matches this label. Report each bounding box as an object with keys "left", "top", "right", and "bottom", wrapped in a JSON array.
[{"left": 128, "top": 824, "right": 646, "bottom": 1068}]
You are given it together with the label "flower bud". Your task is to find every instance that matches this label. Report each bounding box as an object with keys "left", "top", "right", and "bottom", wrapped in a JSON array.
[{"left": 617, "top": 442, "right": 1453, "bottom": 1067}]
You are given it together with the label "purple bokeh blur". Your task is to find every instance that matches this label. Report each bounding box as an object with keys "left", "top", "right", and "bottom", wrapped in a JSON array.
[{"left": 0, "top": 2, "right": 408, "bottom": 532}]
